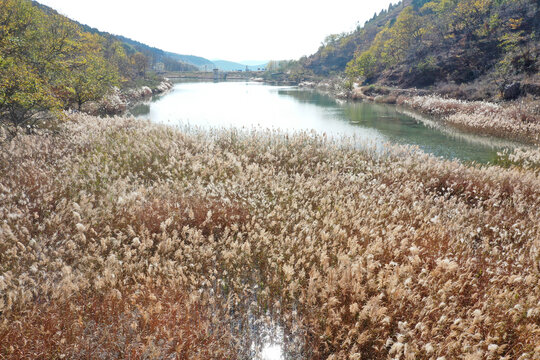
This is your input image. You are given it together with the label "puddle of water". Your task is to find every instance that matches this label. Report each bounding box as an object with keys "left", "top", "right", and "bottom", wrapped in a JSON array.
[{"left": 261, "top": 343, "right": 284, "bottom": 360}]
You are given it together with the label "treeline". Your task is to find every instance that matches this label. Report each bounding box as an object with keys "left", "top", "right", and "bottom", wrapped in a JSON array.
[
  {"left": 265, "top": 60, "right": 306, "bottom": 80},
  {"left": 302, "top": 0, "right": 539, "bottom": 90},
  {"left": 0, "top": 0, "right": 194, "bottom": 136}
]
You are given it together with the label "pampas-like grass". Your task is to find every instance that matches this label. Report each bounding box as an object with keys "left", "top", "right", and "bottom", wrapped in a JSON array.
[
  {"left": 399, "top": 95, "right": 540, "bottom": 144},
  {"left": 1, "top": 114, "right": 539, "bottom": 359}
]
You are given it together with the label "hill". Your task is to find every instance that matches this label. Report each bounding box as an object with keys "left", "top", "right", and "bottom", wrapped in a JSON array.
[
  {"left": 165, "top": 52, "right": 215, "bottom": 70},
  {"left": 240, "top": 60, "right": 270, "bottom": 66},
  {"left": 302, "top": 1, "right": 410, "bottom": 76},
  {"left": 34, "top": 1, "right": 262, "bottom": 73},
  {"left": 300, "top": 0, "right": 540, "bottom": 100},
  {"left": 212, "top": 60, "right": 267, "bottom": 71},
  {"left": 2, "top": 0, "right": 193, "bottom": 135},
  {"left": 32, "top": 1, "right": 204, "bottom": 73}
]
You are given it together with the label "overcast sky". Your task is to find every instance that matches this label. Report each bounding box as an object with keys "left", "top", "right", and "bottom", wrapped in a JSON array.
[{"left": 38, "top": 0, "right": 398, "bottom": 63}]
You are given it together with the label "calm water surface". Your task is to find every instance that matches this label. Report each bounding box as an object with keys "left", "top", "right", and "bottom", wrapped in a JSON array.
[{"left": 133, "top": 81, "right": 523, "bottom": 163}]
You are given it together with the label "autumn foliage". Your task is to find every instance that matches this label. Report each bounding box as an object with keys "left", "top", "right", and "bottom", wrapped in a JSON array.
[{"left": 0, "top": 0, "right": 166, "bottom": 136}]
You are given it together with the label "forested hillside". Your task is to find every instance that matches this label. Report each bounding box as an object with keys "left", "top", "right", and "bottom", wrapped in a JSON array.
[
  {"left": 303, "top": 1, "right": 409, "bottom": 76},
  {"left": 1, "top": 0, "right": 118, "bottom": 133},
  {"left": 31, "top": 1, "right": 200, "bottom": 73},
  {"left": 303, "top": 0, "right": 539, "bottom": 97},
  {"left": 0, "top": 0, "right": 197, "bottom": 136},
  {"left": 165, "top": 52, "right": 215, "bottom": 70}
]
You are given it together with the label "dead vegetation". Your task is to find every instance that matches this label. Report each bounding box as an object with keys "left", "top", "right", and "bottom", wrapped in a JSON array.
[
  {"left": 399, "top": 95, "right": 540, "bottom": 144},
  {"left": 1, "top": 114, "right": 539, "bottom": 359}
]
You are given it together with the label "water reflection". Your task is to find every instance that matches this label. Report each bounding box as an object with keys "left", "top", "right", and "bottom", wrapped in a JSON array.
[
  {"left": 129, "top": 103, "right": 150, "bottom": 117},
  {"left": 134, "top": 81, "right": 527, "bottom": 163},
  {"left": 261, "top": 344, "right": 284, "bottom": 360}
]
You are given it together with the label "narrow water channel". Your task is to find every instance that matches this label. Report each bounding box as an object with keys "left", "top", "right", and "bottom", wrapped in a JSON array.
[{"left": 133, "top": 80, "right": 523, "bottom": 163}]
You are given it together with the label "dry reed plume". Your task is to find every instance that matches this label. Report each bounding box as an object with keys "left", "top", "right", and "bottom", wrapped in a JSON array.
[
  {"left": 0, "top": 114, "right": 539, "bottom": 359},
  {"left": 399, "top": 95, "right": 540, "bottom": 144}
]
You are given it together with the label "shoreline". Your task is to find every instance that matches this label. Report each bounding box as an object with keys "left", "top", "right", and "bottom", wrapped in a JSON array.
[
  {"left": 75, "top": 76, "right": 539, "bottom": 169},
  {"left": 80, "top": 79, "right": 174, "bottom": 117},
  {"left": 298, "top": 79, "right": 540, "bottom": 146}
]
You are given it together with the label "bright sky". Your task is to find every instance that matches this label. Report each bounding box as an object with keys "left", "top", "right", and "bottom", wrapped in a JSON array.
[{"left": 37, "top": 0, "right": 399, "bottom": 62}]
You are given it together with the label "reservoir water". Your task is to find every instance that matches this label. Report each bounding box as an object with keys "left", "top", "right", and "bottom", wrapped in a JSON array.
[{"left": 133, "top": 80, "right": 522, "bottom": 163}]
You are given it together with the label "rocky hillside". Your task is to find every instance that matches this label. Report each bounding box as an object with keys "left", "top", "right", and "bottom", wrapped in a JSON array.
[
  {"left": 302, "top": 1, "right": 411, "bottom": 76},
  {"left": 302, "top": 0, "right": 539, "bottom": 101}
]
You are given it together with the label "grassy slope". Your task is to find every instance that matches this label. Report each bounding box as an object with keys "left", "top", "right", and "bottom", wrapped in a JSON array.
[{"left": 1, "top": 115, "right": 539, "bottom": 359}]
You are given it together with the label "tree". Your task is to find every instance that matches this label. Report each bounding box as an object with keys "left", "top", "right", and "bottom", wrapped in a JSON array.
[
  {"left": 449, "top": 0, "right": 493, "bottom": 42},
  {"left": 131, "top": 52, "right": 149, "bottom": 77},
  {"left": 0, "top": 0, "right": 62, "bottom": 136},
  {"left": 346, "top": 51, "right": 377, "bottom": 80},
  {"left": 0, "top": 0, "right": 124, "bottom": 136},
  {"left": 0, "top": 57, "right": 60, "bottom": 137},
  {"left": 65, "top": 33, "right": 120, "bottom": 109},
  {"left": 382, "top": 7, "right": 424, "bottom": 64},
  {"left": 412, "top": 0, "right": 431, "bottom": 9}
]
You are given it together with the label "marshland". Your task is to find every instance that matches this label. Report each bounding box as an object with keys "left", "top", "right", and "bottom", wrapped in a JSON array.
[
  {"left": 1, "top": 0, "right": 540, "bottom": 359},
  {"left": 1, "top": 113, "right": 540, "bottom": 359}
]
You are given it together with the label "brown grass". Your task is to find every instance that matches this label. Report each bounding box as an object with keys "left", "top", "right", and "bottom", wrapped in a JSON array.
[
  {"left": 0, "top": 114, "right": 539, "bottom": 359},
  {"left": 398, "top": 95, "right": 540, "bottom": 144},
  {"left": 0, "top": 283, "right": 239, "bottom": 359}
]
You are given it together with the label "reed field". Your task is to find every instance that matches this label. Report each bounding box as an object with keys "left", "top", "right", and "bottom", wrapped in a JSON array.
[
  {"left": 399, "top": 96, "right": 540, "bottom": 145},
  {"left": 0, "top": 114, "right": 539, "bottom": 359}
]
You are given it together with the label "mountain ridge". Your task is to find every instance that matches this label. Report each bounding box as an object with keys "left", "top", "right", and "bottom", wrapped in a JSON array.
[
  {"left": 32, "top": 1, "right": 212, "bottom": 71},
  {"left": 212, "top": 60, "right": 267, "bottom": 71}
]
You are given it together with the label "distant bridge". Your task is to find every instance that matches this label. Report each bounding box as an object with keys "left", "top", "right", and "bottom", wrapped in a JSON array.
[{"left": 160, "top": 70, "right": 265, "bottom": 81}]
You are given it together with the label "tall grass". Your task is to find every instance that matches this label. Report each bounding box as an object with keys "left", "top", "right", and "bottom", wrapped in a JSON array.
[
  {"left": 1, "top": 114, "right": 539, "bottom": 359},
  {"left": 399, "top": 95, "right": 540, "bottom": 144},
  {"left": 497, "top": 147, "right": 540, "bottom": 172}
]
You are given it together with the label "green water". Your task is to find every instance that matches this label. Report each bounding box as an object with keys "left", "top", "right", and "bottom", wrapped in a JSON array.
[{"left": 134, "top": 81, "right": 523, "bottom": 163}]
